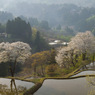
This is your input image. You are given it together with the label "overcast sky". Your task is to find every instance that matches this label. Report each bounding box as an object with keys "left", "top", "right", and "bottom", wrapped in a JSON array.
[
  {"left": 0, "top": 0, "right": 94, "bottom": 12},
  {"left": 0, "top": 0, "right": 81, "bottom": 11},
  {"left": 0, "top": 0, "right": 28, "bottom": 11}
]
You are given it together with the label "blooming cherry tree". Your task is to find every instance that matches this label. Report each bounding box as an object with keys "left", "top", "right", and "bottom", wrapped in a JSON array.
[
  {"left": 55, "top": 47, "right": 75, "bottom": 68},
  {"left": 0, "top": 41, "right": 31, "bottom": 77},
  {"left": 55, "top": 31, "right": 95, "bottom": 68},
  {"left": 68, "top": 31, "right": 95, "bottom": 54}
]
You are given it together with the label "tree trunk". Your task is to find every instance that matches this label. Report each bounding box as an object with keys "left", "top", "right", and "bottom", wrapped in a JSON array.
[
  {"left": 10, "top": 79, "right": 13, "bottom": 92},
  {"left": 92, "top": 54, "right": 95, "bottom": 66},
  {"left": 71, "top": 52, "right": 75, "bottom": 67},
  {"left": 82, "top": 53, "right": 86, "bottom": 61},
  {"left": 9, "top": 59, "right": 17, "bottom": 77},
  {"left": 13, "top": 79, "right": 18, "bottom": 94},
  {"left": 34, "top": 66, "right": 37, "bottom": 76},
  {"left": 41, "top": 64, "right": 44, "bottom": 76},
  {"left": 13, "top": 59, "right": 17, "bottom": 77},
  {"left": 75, "top": 54, "right": 78, "bottom": 63},
  {"left": 9, "top": 62, "right": 14, "bottom": 77},
  {"left": 10, "top": 79, "right": 18, "bottom": 95}
]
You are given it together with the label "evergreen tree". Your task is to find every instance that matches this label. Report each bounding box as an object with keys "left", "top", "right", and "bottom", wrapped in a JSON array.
[
  {"left": 34, "top": 31, "right": 50, "bottom": 52},
  {"left": 6, "top": 17, "right": 32, "bottom": 43},
  {"left": 40, "top": 20, "right": 50, "bottom": 30},
  {"left": 34, "top": 31, "right": 41, "bottom": 52}
]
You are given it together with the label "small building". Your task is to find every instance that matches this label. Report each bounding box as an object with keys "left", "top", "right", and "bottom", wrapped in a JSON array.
[
  {"left": 61, "top": 42, "right": 68, "bottom": 46},
  {"left": 49, "top": 40, "right": 69, "bottom": 48},
  {"left": 54, "top": 40, "right": 60, "bottom": 43}
]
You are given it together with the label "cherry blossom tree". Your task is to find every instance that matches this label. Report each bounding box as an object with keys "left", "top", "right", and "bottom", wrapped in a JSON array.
[
  {"left": 0, "top": 41, "right": 31, "bottom": 77},
  {"left": 68, "top": 31, "right": 95, "bottom": 60},
  {"left": 69, "top": 31, "right": 95, "bottom": 54},
  {"left": 55, "top": 47, "right": 76, "bottom": 68},
  {"left": 55, "top": 31, "right": 95, "bottom": 68}
]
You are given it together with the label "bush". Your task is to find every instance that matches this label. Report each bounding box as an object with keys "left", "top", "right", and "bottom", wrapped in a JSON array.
[{"left": 45, "top": 65, "right": 57, "bottom": 77}]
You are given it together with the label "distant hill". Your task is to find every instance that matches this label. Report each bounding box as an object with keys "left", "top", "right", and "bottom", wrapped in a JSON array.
[
  {"left": 0, "top": 0, "right": 95, "bottom": 33},
  {"left": 3, "top": 0, "right": 95, "bottom": 17}
]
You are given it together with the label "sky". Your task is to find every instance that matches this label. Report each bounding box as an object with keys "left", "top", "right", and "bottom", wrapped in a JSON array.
[
  {"left": 0, "top": 0, "right": 27, "bottom": 11},
  {"left": 0, "top": 0, "right": 95, "bottom": 13},
  {"left": 0, "top": 0, "right": 81, "bottom": 11}
]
